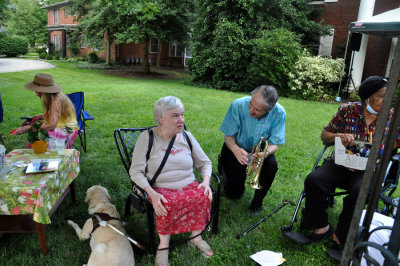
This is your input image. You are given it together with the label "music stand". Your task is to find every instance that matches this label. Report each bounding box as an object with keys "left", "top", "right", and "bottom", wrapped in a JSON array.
[{"left": 343, "top": 50, "right": 356, "bottom": 98}]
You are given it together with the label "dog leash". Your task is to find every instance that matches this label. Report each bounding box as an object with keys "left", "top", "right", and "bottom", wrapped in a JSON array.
[{"left": 94, "top": 214, "right": 148, "bottom": 252}]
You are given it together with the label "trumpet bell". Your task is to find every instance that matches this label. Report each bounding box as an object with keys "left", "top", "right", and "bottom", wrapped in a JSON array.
[{"left": 246, "top": 137, "right": 268, "bottom": 190}]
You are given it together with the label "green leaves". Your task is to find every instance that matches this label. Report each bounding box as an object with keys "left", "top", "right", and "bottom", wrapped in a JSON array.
[
  {"left": 288, "top": 51, "right": 344, "bottom": 101},
  {"left": 190, "top": 0, "right": 331, "bottom": 92},
  {"left": 27, "top": 119, "right": 49, "bottom": 144},
  {"left": 4, "top": 0, "right": 48, "bottom": 47}
]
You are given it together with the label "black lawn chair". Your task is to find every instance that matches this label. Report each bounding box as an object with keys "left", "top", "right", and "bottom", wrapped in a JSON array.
[
  {"left": 114, "top": 127, "right": 221, "bottom": 254},
  {"left": 66, "top": 92, "right": 94, "bottom": 152},
  {"left": 281, "top": 143, "right": 349, "bottom": 245},
  {"left": 281, "top": 144, "right": 399, "bottom": 262}
]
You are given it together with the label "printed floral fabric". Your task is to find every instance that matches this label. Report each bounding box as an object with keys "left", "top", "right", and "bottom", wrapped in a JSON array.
[
  {"left": 324, "top": 101, "right": 400, "bottom": 147},
  {"left": 0, "top": 149, "right": 80, "bottom": 224},
  {"left": 151, "top": 181, "right": 211, "bottom": 235}
]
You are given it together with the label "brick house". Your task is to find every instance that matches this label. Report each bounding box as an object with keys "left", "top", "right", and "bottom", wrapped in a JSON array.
[
  {"left": 42, "top": 1, "right": 191, "bottom": 67},
  {"left": 311, "top": 0, "right": 400, "bottom": 87}
]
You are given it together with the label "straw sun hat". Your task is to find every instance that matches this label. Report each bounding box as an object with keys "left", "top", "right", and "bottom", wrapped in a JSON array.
[{"left": 24, "top": 73, "right": 62, "bottom": 93}]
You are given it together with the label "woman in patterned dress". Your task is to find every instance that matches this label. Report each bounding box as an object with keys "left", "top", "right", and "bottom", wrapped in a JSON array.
[{"left": 130, "top": 96, "right": 213, "bottom": 266}]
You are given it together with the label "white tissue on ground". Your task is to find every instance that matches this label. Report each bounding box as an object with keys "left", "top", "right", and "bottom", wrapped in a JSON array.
[{"left": 250, "top": 250, "right": 285, "bottom": 266}]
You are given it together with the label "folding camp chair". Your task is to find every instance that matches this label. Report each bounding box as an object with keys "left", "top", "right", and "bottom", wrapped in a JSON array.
[
  {"left": 114, "top": 127, "right": 221, "bottom": 254},
  {"left": 67, "top": 92, "right": 94, "bottom": 152}
]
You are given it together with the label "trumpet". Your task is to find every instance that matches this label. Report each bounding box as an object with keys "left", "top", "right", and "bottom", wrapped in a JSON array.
[{"left": 246, "top": 137, "right": 268, "bottom": 189}]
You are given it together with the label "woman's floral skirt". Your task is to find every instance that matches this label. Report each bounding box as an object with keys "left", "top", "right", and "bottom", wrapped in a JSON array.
[{"left": 152, "top": 181, "right": 211, "bottom": 235}]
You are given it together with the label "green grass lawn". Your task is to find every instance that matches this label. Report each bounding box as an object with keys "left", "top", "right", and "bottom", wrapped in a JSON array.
[{"left": 0, "top": 61, "right": 343, "bottom": 265}]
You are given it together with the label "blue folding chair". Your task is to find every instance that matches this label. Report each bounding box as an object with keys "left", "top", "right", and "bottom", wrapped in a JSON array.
[
  {"left": 67, "top": 92, "right": 94, "bottom": 152},
  {"left": 0, "top": 93, "right": 4, "bottom": 145}
]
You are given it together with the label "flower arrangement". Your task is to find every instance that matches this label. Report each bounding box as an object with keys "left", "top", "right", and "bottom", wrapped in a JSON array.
[{"left": 27, "top": 119, "right": 49, "bottom": 144}]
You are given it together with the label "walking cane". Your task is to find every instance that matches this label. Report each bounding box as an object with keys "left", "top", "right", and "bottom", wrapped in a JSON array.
[{"left": 236, "top": 200, "right": 294, "bottom": 240}]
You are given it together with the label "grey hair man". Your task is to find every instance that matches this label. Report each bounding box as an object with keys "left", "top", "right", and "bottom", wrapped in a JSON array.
[{"left": 218, "top": 85, "right": 286, "bottom": 213}]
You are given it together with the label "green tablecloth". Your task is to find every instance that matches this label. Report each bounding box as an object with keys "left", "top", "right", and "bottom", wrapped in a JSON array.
[{"left": 0, "top": 149, "right": 80, "bottom": 224}]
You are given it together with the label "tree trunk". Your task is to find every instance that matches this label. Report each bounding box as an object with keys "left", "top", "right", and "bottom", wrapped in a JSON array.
[
  {"left": 156, "top": 41, "right": 161, "bottom": 68},
  {"left": 107, "top": 29, "right": 112, "bottom": 65},
  {"left": 142, "top": 39, "right": 150, "bottom": 74}
]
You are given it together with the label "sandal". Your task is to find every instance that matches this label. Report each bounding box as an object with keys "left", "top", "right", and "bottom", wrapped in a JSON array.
[
  {"left": 310, "top": 223, "right": 333, "bottom": 242},
  {"left": 155, "top": 249, "right": 169, "bottom": 266},
  {"left": 188, "top": 239, "right": 213, "bottom": 258}
]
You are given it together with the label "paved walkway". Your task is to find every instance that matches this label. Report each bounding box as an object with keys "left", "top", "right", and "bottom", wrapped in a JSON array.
[{"left": 0, "top": 58, "right": 55, "bottom": 73}]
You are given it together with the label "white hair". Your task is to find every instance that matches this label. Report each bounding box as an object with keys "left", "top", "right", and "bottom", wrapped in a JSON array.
[{"left": 154, "top": 96, "right": 184, "bottom": 126}]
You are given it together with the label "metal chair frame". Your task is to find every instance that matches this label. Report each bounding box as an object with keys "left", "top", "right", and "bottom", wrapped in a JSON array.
[
  {"left": 66, "top": 92, "right": 94, "bottom": 152},
  {"left": 114, "top": 127, "right": 221, "bottom": 254}
]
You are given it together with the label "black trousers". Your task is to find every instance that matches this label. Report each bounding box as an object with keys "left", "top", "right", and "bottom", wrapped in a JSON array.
[
  {"left": 301, "top": 159, "right": 364, "bottom": 244},
  {"left": 218, "top": 143, "right": 278, "bottom": 207}
]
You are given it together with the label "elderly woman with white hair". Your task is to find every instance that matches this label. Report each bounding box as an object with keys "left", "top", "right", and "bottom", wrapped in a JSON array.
[{"left": 129, "top": 96, "right": 213, "bottom": 266}]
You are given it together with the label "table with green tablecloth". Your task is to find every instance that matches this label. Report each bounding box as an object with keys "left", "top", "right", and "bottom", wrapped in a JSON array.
[{"left": 0, "top": 149, "right": 80, "bottom": 254}]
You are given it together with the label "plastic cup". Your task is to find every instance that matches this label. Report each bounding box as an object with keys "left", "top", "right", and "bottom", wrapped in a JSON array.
[
  {"left": 55, "top": 139, "right": 65, "bottom": 155},
  {"left": 49, "top": 138, "right": 58, "bottom": 151}
]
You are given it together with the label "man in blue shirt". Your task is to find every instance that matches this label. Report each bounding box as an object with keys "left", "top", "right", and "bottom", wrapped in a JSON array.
[{"left": 219, "top": 85, "right": 286, "bottom": 213}]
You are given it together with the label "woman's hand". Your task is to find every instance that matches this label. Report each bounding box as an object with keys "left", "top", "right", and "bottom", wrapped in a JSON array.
[
  {"left": 338, "top": 133, "right": 355, "bottom": 147},
  {"left": 10, "top": 126, "right": 30, "bottom": 135},
  {"left": 147, "top": 189, "right": 168, "bottom": 217},
  {"left": 198, "top": 179, "right": 212, "bottom": 200}
]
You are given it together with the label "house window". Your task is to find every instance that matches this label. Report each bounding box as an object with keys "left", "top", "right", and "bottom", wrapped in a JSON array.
[
  {"left": 185, "top": 47, "right": 192, "bottom": 58},
  {"left": 53, "top": 35, "right": 60, "bottom": 51},
  {"left": 64, "top": 6, "right": 71, "bottom": 17},
  {"left": 150, "top": 38, "right": 159, "bottom": 53},
  {"left": 310, "top": 0, "right": 338, "bottom": 4},
  {"left": 53, "top": 9, "right": 59, "bottom": 25},
  {"left": 66, "top": 34, "right": 70, "bottom": 48},
  {"left": 318, "top": 29, "right": 334, "bottom": 57},
  {"left": 169, "top": 40, "right": 183, "bottom": 57}
]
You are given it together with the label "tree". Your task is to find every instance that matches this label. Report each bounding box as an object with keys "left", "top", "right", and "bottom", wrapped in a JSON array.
[
  {"left": 5, "top": 0, "right": 48, "bottom": 47},
  {"left": 0, "top": 0, "right": 9, "bottom": 26},
  {"left": 116, "top": 0, "right": 193, "bottom": 73},
  {"left": 190, "top": 0, "right": 331, "bottom": 92},
  {"left": 71, "top": 0, "right": 123, "bottom": 65},
  {"left": 115, "top": 0, "right": 159, "bottom": 73}
]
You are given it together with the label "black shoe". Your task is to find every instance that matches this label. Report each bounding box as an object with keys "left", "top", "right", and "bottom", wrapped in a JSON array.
[
  {"left": 331, "top": 240, "right": 344, "bottom": 250},
  {"left": 310, "top": 223, "right": 333, "bottom": 242}
]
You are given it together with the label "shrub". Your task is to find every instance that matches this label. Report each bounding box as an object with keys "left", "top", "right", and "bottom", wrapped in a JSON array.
[
  {"left": 248, "top": 28, "right": 302, "bottom": 96},
  {"left": 46, "top": 54, "right": 53, "bottom": 60},
  {"left": 35, "top": 47, "right": 47, "bottom": 54},
  {"left": 69, "top": 45, "right": 80, "bottom": 57},
  {"left": 67, "top": 57, "right": 80, "bottom": 63},
  {"left": 39, "top": 52, "right": 47, "bottom": 59},
  {"left": 54, "top": 55, "right": 60, "bottom": 60},
  {"left": 0, "top": 34, "right": 29, "bottom": 57},
  {"left": 88, "top": 51, "right": 99, "bottom": 63},
  {"left": 64, "top": 56, "right": 69, "bottom": 60},
  {"left": 191, "top": 20, "right": 252, "bottom": 91},
  {"left": 48, "top": 43, "right": 55, "bottom": 55},
  {"left": 75, "top": 62, "right": 112, "bottom": 69},
  {"left": 288, "top": 51, "right": 344, "bottom": 101}
]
